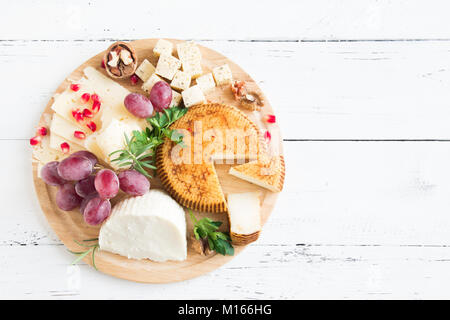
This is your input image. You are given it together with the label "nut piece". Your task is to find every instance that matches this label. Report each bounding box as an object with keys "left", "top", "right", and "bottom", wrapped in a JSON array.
[
  {"left": 190, "top": 236, "right": 213, "bottom": 256},
  {"left": 103, "top": 41, "right": 138, "bottom": 79},
  {"left": 230, "top": 80, "right": 264, "bottom": 111}
]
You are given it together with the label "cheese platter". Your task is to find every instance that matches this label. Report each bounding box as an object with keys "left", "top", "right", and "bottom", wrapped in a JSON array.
[{"left": 31, "top": 38, "right": 285, "bottom": 283}]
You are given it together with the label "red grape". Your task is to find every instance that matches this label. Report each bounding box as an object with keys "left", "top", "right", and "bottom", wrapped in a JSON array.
[
  {"left": 80, "top": 192, "right": 98, "bottom": 215},
  {"left": 118, "top": 169, "right": 150, "bottom": 196},
  {"left": 83, "top": 196, "right": 111, "bottom": 225},
  {"left": 57, "top": 156, "right": 93, "bottom": 181},
  {"left": 41, "top": 161, "right": 67, "bottom": 186},
  {"left": 124, "top": 93, "right": 154, "bottom": 118},
  {"left": 56, "top": 183, "right": 82, "bottom": 211},
  {"left": 95, "top": 169, "right": 119, "bottom": 199},
  {"left": 69, "top": 150, "right": 98, "bottom": 167},
  {"left": 150, "top": 81, "right": 172, "bottom": 112},
  {"left": 75, "top": 175, "right": 96, "bottom": 198}
]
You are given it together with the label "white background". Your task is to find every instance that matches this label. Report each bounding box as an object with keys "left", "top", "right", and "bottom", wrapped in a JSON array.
[{"left": 3, "top": 0, "right": 450, "bottom": 299}]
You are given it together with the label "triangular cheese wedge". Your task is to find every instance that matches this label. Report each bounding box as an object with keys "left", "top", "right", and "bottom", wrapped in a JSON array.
[{"left": 229, "top": 155, "right": 285, "bottom": 192}]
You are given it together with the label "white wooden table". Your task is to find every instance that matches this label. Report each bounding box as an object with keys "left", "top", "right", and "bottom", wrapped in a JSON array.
[{"left": 3, "top": 0, "right": 450, "bottom": 299}]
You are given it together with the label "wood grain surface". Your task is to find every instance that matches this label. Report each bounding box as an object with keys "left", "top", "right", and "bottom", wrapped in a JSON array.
[{"left": 32, "top": 38, "right": 283, "bottom": 283}]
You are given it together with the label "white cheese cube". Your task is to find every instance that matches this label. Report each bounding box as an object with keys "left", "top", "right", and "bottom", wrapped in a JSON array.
[
  {"left": 135, "top": 59, "right": 155, "bottom": 82},
  {"left": 142, "top": 73, "right": 164, "bottom": 94},
  {"left": 176, "top": 41, "right": 201, "bottom": 61},
  {"left": 170, "top": 70, "right": 191, "bottom": 91},
  {"left": 196, "top": 73, "right": 215, "bottom": 92},
  {"left": 153, "top": 39, "right": 173, "bottom": 57},
  {"left": 181, "top": 85, "right": 206, "bottom": 108},
  {"left": 155, "top": 54, "right": 181, "bottom": 80},
  {"left": 212, "top": 64, "right": 233, "bottom": 85},
  {"left": 99, "top": 189, "right": 187, "bottom": 262},
  {"left": 181, "top": 58, "right": 202, "bottom": 79},
  {"left": 171, "top": 90, "right": 182, "bottom": 107}
]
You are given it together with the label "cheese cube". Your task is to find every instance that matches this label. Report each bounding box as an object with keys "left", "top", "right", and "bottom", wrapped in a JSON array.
[
  {"left": 153, "top": 39, "right": 173, "bottom": 57},
  {"left": 170, "top": 70, "right": 191, "bottom": 91},
  {"left": 155, "top": 54, "right": 181, "bottom": 80},
  {"left": 196, "top": 73, "right": 215, "bottom": 92},
  {"left": 176, "top": 41, "right": 201, "bottom": 61},
  {"left": 182, "top": 85, "right": 206, "bottom": 108},
  {"left": 171, "top": 90, "right": 182, "bottom": 107},
  {"left": 212, "top": 64, "right": 233, "bottom": 85},
  {"left": 182, "top": 58, "right": 202, "bottom": 79},
  {"left": 135, "top": 59, "right": 155, "bottom": 82},
  {"left": 142, "top": 74, "right": 164, "bottom": 94}
]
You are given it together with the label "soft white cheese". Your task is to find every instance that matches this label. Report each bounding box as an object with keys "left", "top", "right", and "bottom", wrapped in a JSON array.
[
  {"left": 99, "top": 189, "right": 187, "bottom": 262},
  {"left": 227, "top": 192, "right": 261, "bottom": 235}
]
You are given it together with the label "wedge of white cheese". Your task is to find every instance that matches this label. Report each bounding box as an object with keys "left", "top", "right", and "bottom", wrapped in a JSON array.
[
  {"left": 227, "top": 192, "right": 261, "bottom": 245},
  {"left": 99, "top": 189, "right": 187, "bottom": 262}
]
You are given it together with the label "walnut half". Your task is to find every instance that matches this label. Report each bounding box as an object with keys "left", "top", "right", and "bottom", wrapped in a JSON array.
[
  {"left": 103, "top": 41, "right": 138, "bottom": 79},
  {"left": 230, "top": 80, "right": 264, "bottom": 111}
]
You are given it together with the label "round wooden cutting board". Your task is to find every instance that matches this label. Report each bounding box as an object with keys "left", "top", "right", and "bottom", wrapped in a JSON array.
[{"left": 32, "top": 39, "right": 284, "bottom": 283}]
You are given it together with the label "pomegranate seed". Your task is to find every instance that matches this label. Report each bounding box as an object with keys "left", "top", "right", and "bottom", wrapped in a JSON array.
[
  {"left": 60, "top": 142, "right": 70, "bottom": 153},
  {"left": 73, "top": 110, "right": 84, "bottom": 123},
  {"left": 86, "top": 121, "right": 97, "bottom": 132},
  {"left": 37, "top": 126, "right": 48, "bottom": 136},
  {"left": 91, "top": 94, "right": 100, "bottom": 102},
  {"left": 264, "top": 114, "right": 276, "bottom": 124},
  {"left": 74, "top": 131, "right": 86, "bottom": 139},
  {"left": 29, "top": 136, "right": 41, "bottom": 146},
  {"left": 101, "top": 59, "right": 106, "bottom": 69},
  {"left": 130, "top": 74, "right": 139, "bottom": 85},
  {"left": 83, "top": 108, "right": 93, "bottom": 118},
  {"left": 264, "top": 130, "right": 271, "bottom": 142},
  {"left": 70, "top": 84, "right": 80, "bottom": 92},
  {"left": 92, "top": 100, "right": 101, "bottom": 113},
  {"left": 81, "top": 93, "right": 90, "bottom": 103}
]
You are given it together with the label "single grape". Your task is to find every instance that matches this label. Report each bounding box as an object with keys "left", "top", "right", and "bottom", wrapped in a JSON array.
[
  {"left": 57, "top": 156, "right": 93, "bottom": 181},
  {"left": 150, "top": 81, "right": 172, "bottom": 112},
  {"left": 41, "top": 161, "right": 67, "bottom": 186},
  {"left": 95, "top": 169, "right": 119, "bottom": 199},
  {"left": 124, "top": 93, "right": 154, "bottom": 118},
  {"left": 80, "top": 192, "right": 98, "bottom": 215},
  {"left": 69, "top": 150, "right": 98, "bottom": 167},
  {"left": 75, "top": 175, "right": 97, "bottom": 198},
  {"left": 83, "top": 196, "right": 111, "bottom": 225},
  {"left": 56, "top": 183, "right": 82, "bottom": 211},
  {"left": 118, "top": 169, "right": 150, "bottom": 196}
]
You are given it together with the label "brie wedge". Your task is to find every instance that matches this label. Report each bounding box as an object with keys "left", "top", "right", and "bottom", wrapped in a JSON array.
[{"left": 99, "top": 189, "right": 187, "bottom": 262}]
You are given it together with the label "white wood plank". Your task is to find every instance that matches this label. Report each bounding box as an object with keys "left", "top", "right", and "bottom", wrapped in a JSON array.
[
  {"left": 8, "top": 140, "right": 450, "bottom": 247},
  {"left": 3, "top": 1, "right": 450, "bottom": 40},
  {"left": 3, "top": 244, "right": 450, "bottom": 299},
  {"left": 7, "top": 40, "right": 450, "bottom": 140}
]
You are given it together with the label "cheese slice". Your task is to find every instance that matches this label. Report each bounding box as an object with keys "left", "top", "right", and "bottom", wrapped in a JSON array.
[
  {"left": 227, "top": 192, "right": 261, "bottom": 245},
  {"left": 99, "top": 189, "right": 187, "bottom": 262},
  {"left": 49, "top": 113, "right": 89, "bottom": 145},
  {"left": 49, "top": 133, "right": 85, "bottom": 153}
]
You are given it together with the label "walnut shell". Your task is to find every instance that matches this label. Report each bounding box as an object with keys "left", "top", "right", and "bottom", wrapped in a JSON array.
[{"left": 103, "top": 41, "right": 138, "bottom": 79}]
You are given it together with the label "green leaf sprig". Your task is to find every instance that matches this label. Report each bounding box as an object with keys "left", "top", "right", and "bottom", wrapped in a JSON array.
[
  {"left": 109, "top": 106, "right": 188, "bottom": 178},
  {"left": 68, "top": 238, "right": 99, "bottom": 270},
  {"left": 189, "top": 209, "right": 234, "bottom": 256}
]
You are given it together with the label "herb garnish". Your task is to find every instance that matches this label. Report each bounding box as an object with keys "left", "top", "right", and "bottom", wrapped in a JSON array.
[
  {"left": 68, "top": 238, "right": 99, "bottom": 270},
  {"left": 189, "top": 209, "right": 234, "bottom": 256},
  {"left": 109, "top": 106, "right": 188, "bottom": 178}
]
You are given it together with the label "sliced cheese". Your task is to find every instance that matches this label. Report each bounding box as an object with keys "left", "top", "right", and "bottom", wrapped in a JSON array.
[
  {"left": 99, "top": 189, "right": 187, "bottom": 262},
  {"left": 227, "top": 192, "right": 261, "bottom": 245},
  {"left": 49, "top": 133, "right": 84, "bottom": 153},
  {"left": 49, "top": 113, "right": 89, "bottom": 145}
]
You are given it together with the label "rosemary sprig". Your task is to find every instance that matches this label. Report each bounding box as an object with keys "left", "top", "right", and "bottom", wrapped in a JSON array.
[
  {"left": 68, "top": 238, "right": 99, "bottom": 270},
  {"left": 189, "top": 210, "right": 234, "bottom": 256},
  {"left": 110, "top": 106, "right": 188, "bottom": 178}
]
